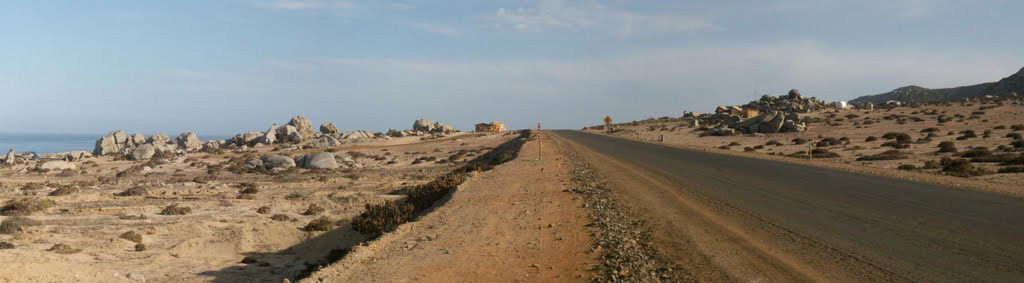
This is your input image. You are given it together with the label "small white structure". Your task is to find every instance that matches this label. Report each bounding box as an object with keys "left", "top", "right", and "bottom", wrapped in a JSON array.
[{"left": 831, "top": 101, "right": 850, "bottom": 109}]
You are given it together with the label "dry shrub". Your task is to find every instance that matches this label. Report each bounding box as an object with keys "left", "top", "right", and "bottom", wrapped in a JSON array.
[
  {"left": 897, "top": 164, "right": 917, "bottom": 170},
  {"left": 1008, "top": 133, "right": 1023, "bottom": 140},
  {"left": 941, "top": 158, "right": 989, "bottom": 177},
  {"left": 0, "top": 217, "right": 37, "bottom": 234},
  {"left": 135, "top": 243, "right": 147, "bottom": 251},
  {"left": 857, "top": 150, "right": 909, "bottom": 161},
  {"left": 765, "top": 140, "right": 783, "bottom": 146},
  {"left": 787, "top": 149, "right": 840, "bottom": 159},
  {"left": 959, "top": 147, "right": 992, "bottom": 158},
  {"left": 160, "top": 204, "right": 192, "bottom": 215},
  {"left": 270, "top": 214, "right": 291, "bottom": 221},
  {"left": 116, "top": 186, "right": 148, "bottom": 197},
  {"left": 882, "top": 132, "right": 912, "bottom": 142},
  {"left": 0, "top": 242, "right": 13, "bottom": 249},
  {"left": 119, "top": 231, "right": 144, "bottom": 243},
  {"left": 48, "top": 243, "right": 82, "bottom": 254},
  {"left": 864, "top": 136, "right": 878, "bottom": 142},
  {"left": 792, "top": 138, "right": 808, "bottom": 145},
  {"left": 1, "top": 198, "right": 54, "bottom": 216},
  {"left": 303, "top": 217, "right": 337, "bottom": 232},
  {"left": 816, "top": 137, "right": 841, "bottom": 147},
  {"left": 937, "top": 141, "right": 958, "bottom": 153},
  {"left": 256, "top": 206, "right": 271, "bottom": 214},
  {"left": 48, "top": 185, "right": 79, "bottom": 196},
  {"left": 351, "top": 202, "right": 413, "bottom": 236},
  {"left": 302, "top": 204, "right": 326, "bottom": 215}
]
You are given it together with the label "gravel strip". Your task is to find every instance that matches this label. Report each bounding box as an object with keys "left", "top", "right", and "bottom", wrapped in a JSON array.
[{"left": 558, "top": 142, "right": 684, "bottom": 282}]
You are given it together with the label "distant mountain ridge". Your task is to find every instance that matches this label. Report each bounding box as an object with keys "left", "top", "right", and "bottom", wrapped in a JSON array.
[{"left": 850, "top": 66, "right": 1023, "bottom": 104}]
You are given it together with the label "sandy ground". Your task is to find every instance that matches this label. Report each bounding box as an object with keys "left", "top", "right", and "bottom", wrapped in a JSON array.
[
  {"left": 594, "top": 99, "right": 1024, "bottom": 196},
  {"left": 0, "top": 132, "right": 516, "bottom": 282},
  {"left": 304, "top": 132, "right": 595, "bottom": 282}
]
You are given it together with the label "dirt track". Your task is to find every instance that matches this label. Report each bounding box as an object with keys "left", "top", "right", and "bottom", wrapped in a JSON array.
[{"left": 552, "top": 130, "right": 1024, "bottom": 282}]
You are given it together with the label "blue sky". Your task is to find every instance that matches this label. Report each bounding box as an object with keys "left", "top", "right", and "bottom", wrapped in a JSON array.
[{"left": 1, "top": 0, "right": 1022, "bottom": 135}]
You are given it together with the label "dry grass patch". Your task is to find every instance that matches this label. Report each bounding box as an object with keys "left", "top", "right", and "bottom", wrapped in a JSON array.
[
  {"left": 119, "top": 231, "right": 144, "bottom": 243},
  {"left": 159, "top": 204, "right": 192, "bottom": 215},
  {"left": 0, "top": 198, "right": 54, "bottom": 216},
  {"left": 48, "top": 243, "right": 82, "bottom": 254}
]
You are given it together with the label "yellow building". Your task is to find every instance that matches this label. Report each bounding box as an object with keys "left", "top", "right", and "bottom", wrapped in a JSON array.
[{"left": 475, "top": 121, "right": 506, "bottom": 132}]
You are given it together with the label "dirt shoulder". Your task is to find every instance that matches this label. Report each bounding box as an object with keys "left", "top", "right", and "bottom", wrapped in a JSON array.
[{"left": 303, "top": 132, "right": 595, "bottom": 282}]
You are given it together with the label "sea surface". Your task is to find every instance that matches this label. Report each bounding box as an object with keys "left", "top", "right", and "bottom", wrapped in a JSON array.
[{"left": 0, "top": 133, "right": 233, "bottom": 155}]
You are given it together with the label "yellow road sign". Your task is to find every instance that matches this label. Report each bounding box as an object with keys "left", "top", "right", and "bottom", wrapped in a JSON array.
[{"left": 603, "top": 116, "right": 612, "bottom": 125}]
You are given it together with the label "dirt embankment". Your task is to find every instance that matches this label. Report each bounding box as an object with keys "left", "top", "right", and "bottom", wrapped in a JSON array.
[{"left": 304, "top": 131, "right": 596, "bottom": 282}]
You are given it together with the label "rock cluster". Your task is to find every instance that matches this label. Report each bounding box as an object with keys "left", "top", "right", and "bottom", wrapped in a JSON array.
[
  {"left": 94, "top": 130, "right": 202, "bottom": 159},
  {"left": 734, "top": 110, "right": 806, "bottom": 134},
  {"left": 745, "top": 89, "right": 826, "bottom": 113},
  {"left": 386, "top": 119, "right": 457, "bottom": 138}
]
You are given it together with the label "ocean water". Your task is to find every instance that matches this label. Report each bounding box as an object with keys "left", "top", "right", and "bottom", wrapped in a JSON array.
[
  {"left": 0, "top": 133, "right": 233, "bottom": 155},
  {"left": 0, "top": 133, "right": 99, "bottom": 155}
]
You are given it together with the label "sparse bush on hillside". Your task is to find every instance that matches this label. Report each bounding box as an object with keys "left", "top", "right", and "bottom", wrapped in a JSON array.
[
  {"left": 792, "top": 138, "right": 808, "bottom": 145},
  {"left": 865, "top": 136, "right": 878, "bottom": 142},
  {"left": 941, "top": 158, "right": 989, "bottom": 177},
  {"left": 959, "top": 147, "right": 992, "bottom": 158},
  {"left": 1007, "top": 133, "right": 1023, "bottom": 140},
  {"left": 0, "top": 198, "right": 54, "bottom": 216},
  {"left": 857, "top": 150, "right": 909, "bottom": 161},
  {"left": 937, "top": 141, "right": 958, "bottom": 153},
  {"left": 159, "top": 204, "right": 192, "bottom": 215}
]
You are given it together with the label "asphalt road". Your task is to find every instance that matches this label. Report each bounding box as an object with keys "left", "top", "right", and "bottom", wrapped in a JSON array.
[{"left": 553, "top": 130, "right": 1024, "bottom": 282}]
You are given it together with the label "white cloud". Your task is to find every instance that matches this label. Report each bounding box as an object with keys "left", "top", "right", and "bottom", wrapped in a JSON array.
[{"left": 489, "top": 0, "right": 720, "bottom": 34}]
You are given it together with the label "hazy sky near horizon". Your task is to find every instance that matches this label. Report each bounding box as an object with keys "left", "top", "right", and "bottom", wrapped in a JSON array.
[{"left": 2, "top": 0, "right": 1022, "bottom": 135}]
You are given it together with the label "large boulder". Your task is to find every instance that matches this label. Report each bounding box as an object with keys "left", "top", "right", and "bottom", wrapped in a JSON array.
[
  {"left": 297, "top": 152, "right": 338, "bottom": 169},
  {"left": 94, "top": 130, "right": 129, "bottom": 156},
  {"left": 3, "top": 149, "right": 15, "bottom": 165},
  {"left": 130, "top": 144, "right": 158, "bottom": 160},
  {"left": 234, "top": 131, "right": 264, "bottom": 146},
  {"left": 176, "top": 132, "right": 202, "bottom": 152},
  {"left": 762, "top": 113, "right": 786, "bottom": 133},
  {"left": 309, "top": 136, "right": 341, "bottom": 148},
  {"left": 261, "top": 155, "right": 296, "bottom": 170},
  {"left": 287, "top": 116, "right": 316, "bottom": 141},
  {"left": 788, "top": 89, "right": 802, "bottom": 100},
  {"left": 40, "top": 161, "right": 76, "bottom": 171},
  {"left": 147, "top": 134, "right": 171, "bottom": 145},
  {"left": 276, "top": 125, "right": 302, "bottom": 143},
  {"left": 320, "top": 123, "right": 340, "bottom": 137},
  {"left": 413, "top": 119, "right": 432, "bottom": 132},
  {"left": 127, "top": 134, "right": 146, "bottom": 148},
  {"left": 260, "top": 125, "right": 279, "bottom": 145}
]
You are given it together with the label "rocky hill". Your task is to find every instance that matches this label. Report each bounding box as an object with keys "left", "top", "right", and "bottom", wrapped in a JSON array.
[{"left": 851, "top": 66, "right": 1023, "bottom": 104}]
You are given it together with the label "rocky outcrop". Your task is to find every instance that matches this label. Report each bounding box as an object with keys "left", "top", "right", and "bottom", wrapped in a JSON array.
[
  {"left": 413, "top": 119, "right": 432, "bottom": 132},
  {"left": 176, "top": 132, "right": 202, "bottom": 152},
  {"left": 308, "top": 136, "right": 341, "bottom": 148},
  {"left": 94, "top": 130, "right": 129, "bottom": 156},
  {"left": 261, "top": 155, "right": 296, "bottom": 170},
  {"left": 3, "top": 149, "right": 15, "bottom": 165},
  {"left": 288, "top": 116, "right": 316, "bottom": 141},
  {"left": 297, "top": 152, "right": 338, "bottom": 169},
  {"left": 129, "top": 144, "right": 158, "bottom": 160},
  {"left": 742, "top": 90, "right": 825, "bottom": 113},
  {"left": 734, "top": 110, "right": 805, "bottom": 134},
  {"left": 320, "top": 123, "right": 340, "bottom": 137}
]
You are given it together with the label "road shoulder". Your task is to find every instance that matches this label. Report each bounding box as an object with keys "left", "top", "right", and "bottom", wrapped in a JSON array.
[{"left": 303, "top": 132, "right": 594, "bottom": 282}]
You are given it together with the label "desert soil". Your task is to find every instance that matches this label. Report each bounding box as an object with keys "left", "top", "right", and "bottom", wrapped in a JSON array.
[
  {"left": 0, "top": 133, "right": 516, "bottom": 282},
  {"left": 303, "top": 131, "right": 596, "bottom": 282},
  {"left": 594, "top": 99, "right": 1024, "bottom": 195}
]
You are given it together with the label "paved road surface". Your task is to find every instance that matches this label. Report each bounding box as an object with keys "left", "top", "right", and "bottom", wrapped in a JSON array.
[{"left": 553, "top": 130, "right": 1024, "bottom": 282}]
